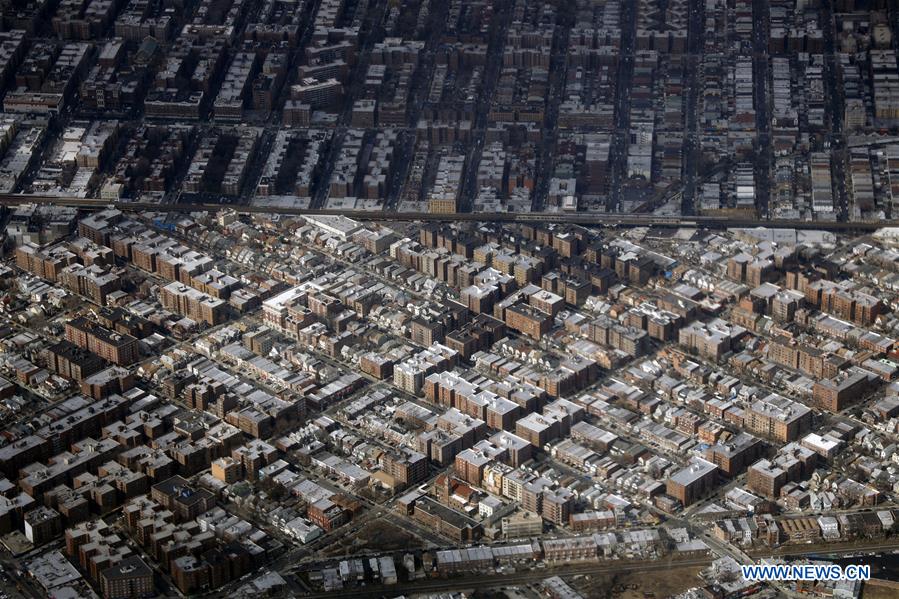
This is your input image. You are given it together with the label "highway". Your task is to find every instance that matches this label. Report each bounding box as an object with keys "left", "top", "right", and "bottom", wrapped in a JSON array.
[
  {"left": 4, "top": 193, "right": 899, "bottom": 231},
  {"left": 680, "top": 0, "right": 704, "bottom": 216},
  {"left": 752, "top": 0, "right": 771, "bottom": 218},
  {"left": 607, "top": 0, "right": 636, "bottom": 213}
]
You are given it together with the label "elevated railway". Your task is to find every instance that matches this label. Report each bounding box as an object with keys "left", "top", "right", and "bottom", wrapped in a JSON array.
[{"left": 0, "top": 194, "right": 896, "bottom": 231}]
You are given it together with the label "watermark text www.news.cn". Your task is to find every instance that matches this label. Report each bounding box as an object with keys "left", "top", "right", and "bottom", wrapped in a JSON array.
[{"left": 741, "top": 564, "right": 870, "bottom": 582}]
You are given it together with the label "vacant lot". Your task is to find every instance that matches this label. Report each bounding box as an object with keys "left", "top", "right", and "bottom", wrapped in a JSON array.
[
  {"left": 321, "top": 518, "right": 426, "bottom": 557},
  {"left": 862, "top": 581, "right": 899, "bottom": 599},
  {"left": 571, "top": 562, "right": 704, "bottom": 599}
]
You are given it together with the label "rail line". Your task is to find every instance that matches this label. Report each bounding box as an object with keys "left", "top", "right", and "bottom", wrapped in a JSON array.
[
  {"left": 289, "top": 536, "right": 899, "bottom": 598},
  {"left": 0, "top": 194, "right": 896, "bottom": 231}
]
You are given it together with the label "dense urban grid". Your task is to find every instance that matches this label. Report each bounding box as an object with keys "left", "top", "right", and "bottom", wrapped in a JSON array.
[{"left": 0, "top": 0, "right": 899, "bottom": 598}]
